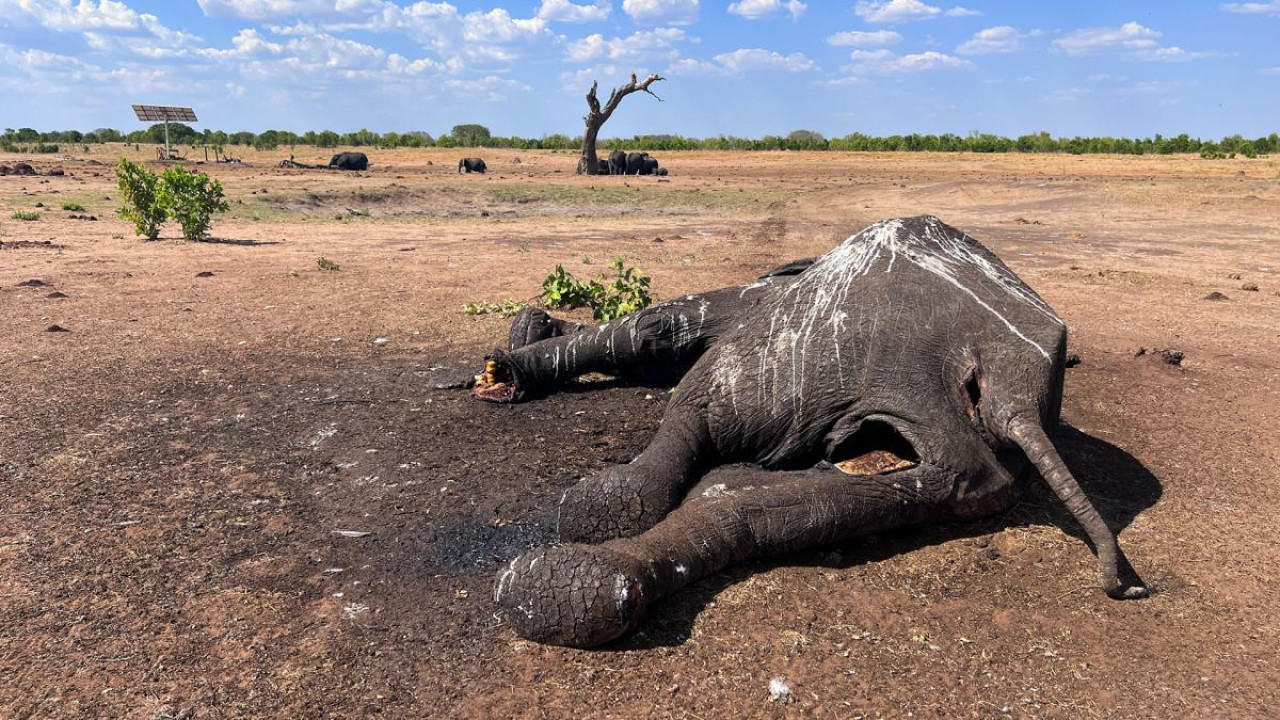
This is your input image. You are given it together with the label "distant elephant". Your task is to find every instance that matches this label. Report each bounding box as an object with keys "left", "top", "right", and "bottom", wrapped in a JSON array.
[
  {"left": 625, "top": 152, "right": 649, "bottom": 176},
  {"left": 595, "top": 163, "right": 611, "bottom": 175},
  {"left": 655, "top": 167, "right": 669, "bottom": 177},
  {"left": 328, "top": 152, "right": 369, "bottom": 171},
  {"left": 636, "top": 156, "right": 660, "bottom": 176},
  {"left": 459, "top": 157, "right": 487, "bottom": 174},
  {"left": 11, "top": 162, "right": 36, "bottom": 176},
  {"left": 608, "top": 150, "right": 628, "bottom": 175}
]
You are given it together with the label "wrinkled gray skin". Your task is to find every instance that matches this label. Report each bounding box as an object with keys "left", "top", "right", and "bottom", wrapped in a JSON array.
[
  {"left": 608, "top": 150, "right": 628, "bottom": 175},
  {"left": 479, "top": 216, "right": 1147, "bottom": 648},
  {"left": 458, "top": 157, "right": 487, "bottom": 173},
  {"left": 328, "top": 152, "right": 368, "bottom": 171}
]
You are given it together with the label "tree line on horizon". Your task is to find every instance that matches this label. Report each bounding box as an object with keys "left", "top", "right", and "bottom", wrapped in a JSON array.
[{"left": 4, "top": 124, "right": 1276, "bottom": 158}]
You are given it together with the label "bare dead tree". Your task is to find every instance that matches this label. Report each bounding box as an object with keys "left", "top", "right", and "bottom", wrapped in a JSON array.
[{"left": 576, "top": 73, "right": 665, "bottom": 175}]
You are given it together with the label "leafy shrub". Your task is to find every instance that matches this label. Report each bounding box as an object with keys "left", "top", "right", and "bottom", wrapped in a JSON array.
[
  {"left": 464, "top": 299, "right": 526, "bottom": 317},
  {"left": 115, "top": 158, "right": 167, "bottom": 239},
  {"left": 317, "top": 256, "right": 341, "bottom": 271},
  {"left": 33, "top": 143, "right": 59, "bottom": 154},
  {"left": 541, "top": 257, "right": 651, "bottom": 321},
  {"left": 157, "top": 165, "right": 228, "bottom": 240},
  {"left": 61, "top": 202, "right": 86, "bottom": 212},
  {"left": 115, "top": 159, "right": 228, "bottom": 240},
  {"left": 11, "top": 211, "right": 40, "bottom": 221}
]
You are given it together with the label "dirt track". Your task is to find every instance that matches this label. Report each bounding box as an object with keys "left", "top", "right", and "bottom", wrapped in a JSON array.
[{"left": 2, "top": 146, "right": 1279, "bottom": 719}]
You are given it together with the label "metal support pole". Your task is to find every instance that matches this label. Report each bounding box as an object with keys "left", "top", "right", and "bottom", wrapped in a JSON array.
[{"left": 164, "top": 118, "right": 170, "bottom": 160}]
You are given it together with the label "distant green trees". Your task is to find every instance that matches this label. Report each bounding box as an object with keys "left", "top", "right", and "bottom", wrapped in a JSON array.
[{"left": 5, "top": 126, "right": 1277, "bottom": 157}]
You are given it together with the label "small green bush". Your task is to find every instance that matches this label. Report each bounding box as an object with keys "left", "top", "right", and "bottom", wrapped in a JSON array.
[
  {"left": 157, "top": 165, "right": 228, "bottom": 240},
  {"left": 115, "top": 159, "right": 228, "bottom": 240},
  {"left": 317, "top": 256, "right": 341, "bottom": 271},
  {"left": 61, "top": 202, "right": 86, "bottom": 212},
  {"left": 541, "top": 257, "right": 651, "bottom": 321},
  {"left": 33, "top": 143, "right": 59, "bottom": 154},
  {"left": 11, "top": 211, "right": 40, "bottom": 221},
  {"left": 115, "top": 158, "right": 166, "bottom": 239}
]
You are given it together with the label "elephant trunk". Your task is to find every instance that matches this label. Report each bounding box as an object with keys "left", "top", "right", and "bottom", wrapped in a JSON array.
[{"left": 1008, "top": 416, "right": 1147, "bottom": 600}]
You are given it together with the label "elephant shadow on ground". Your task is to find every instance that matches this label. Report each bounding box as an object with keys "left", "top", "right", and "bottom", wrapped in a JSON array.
[{"left": 612, "top": 422, "right": 1163, "bottom": 650}]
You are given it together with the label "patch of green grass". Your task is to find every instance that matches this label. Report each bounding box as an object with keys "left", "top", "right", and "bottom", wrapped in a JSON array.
[
  {"left": 11, "top": 211, "right": 40, "bottom": 221},
  {"left": 464, "top": 299, "right": 526, "bottom": 317},
  {"left": 317, "top": 256, "right": 341, "bottom": 271},
  {"left": 61, "top": 202, "right": 86, "bottom": 212}
]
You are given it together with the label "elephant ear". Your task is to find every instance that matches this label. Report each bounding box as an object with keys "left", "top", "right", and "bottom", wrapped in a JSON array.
[{"left": 759, "top": 257, "right": 818, "bottom": 279}]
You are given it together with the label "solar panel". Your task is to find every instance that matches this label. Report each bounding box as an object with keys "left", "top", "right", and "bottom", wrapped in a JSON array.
[{"left": 132, "top": 105, "right": 198, "bottom": 123}]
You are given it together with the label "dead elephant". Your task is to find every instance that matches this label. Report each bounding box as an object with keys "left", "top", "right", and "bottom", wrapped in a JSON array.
[
  {"left": 456, "top": 216, "right": 1148, "bottom": 647},
  {"left": 329, "top": 152, "right": 368, "bottom": 171}
]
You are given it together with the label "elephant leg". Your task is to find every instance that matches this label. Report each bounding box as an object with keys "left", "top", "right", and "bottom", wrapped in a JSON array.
[
  {"left": 471, "top": 295, "right": 724, "bottom": 402},
  {"left": 498, "top": 461, "right": 1013, "bottom": 647},
  {"left": 557, "top": 407, "right": 713, "bottom": 544},
  {"left": 506, "top": 307, "right": 591, "bottom": 350}
]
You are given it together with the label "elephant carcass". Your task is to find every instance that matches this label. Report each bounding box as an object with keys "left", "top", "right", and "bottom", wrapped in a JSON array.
[
  {"left": 477, "top": 216, "right": 1147, "bottom": 647},
  {"left": 328, "top": 152, "right": 368, "bottom": 171}
]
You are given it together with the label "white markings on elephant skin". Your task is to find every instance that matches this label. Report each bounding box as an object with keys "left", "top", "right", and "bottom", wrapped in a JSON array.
[{"left": 712, "top": 216, "right": 1064, "bottom": 422}]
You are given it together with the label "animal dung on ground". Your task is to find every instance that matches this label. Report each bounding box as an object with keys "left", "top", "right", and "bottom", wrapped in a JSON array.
[
  {"left": 1135, "top": 347, "right": 1184, "bottom": 366},
  {"left": 1240, "top": 282, "right": 1259, "bottom": 291},
  {"left": 1203, "top": 291, "right": 1229, "bottom": 301},
  {"left": 46, "top": 291, "right": 69, "bottom": 299},
  {"left": 196, "top": 271, "right": 215, "bottom": 278},
  {"left": 45, "top": 324, "right": 69, "bottom": 332},
  {"left": 17, "top": 279, "right": 48, "bottom": 287}
]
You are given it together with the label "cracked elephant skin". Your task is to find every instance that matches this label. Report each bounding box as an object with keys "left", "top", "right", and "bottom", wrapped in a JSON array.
[{"left": 474, "top": 216, "right": 1148, "bottom": 648}]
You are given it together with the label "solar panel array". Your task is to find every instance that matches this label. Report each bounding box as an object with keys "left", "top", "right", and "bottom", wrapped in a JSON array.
[{"left": 132, "top": 105, "right": 198, "bottom": 122}]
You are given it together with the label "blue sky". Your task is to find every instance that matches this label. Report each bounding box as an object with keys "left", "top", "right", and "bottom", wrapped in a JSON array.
[{"left": 1, "top": 0, "right": 1277, "bottom": 138}]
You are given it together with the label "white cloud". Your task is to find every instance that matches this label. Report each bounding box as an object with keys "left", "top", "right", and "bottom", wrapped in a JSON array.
[
  {"left": 622, "top": 0, "right": 699, "bottom": 25},
  {"left": 855, "top": 0, "right": 939, "bottom": 22},
  {"left": 0, "top": 0, "right": 142, "bottom": 31},
  {"left": 1263, "top": 66, "right": 1280, "bottom": 74},
  {"left": 1221, "top": 1, "right": 1280, "bottom": 15},
  {"left": 537, "top": 0, "right": 611, "bottom": 22},
  {"left": 956, "top": 26, "right": 1023, "bottom": 55},
  {"left": 727, "top": 0, "right": 806, "bottom": 21},
  {"left": 565, "top": 27, "right": 689, "bottom": 63},
  {"left": 195, "top": 0, "right": 346, "bottom": 20},
  {"left": 838, "top": 48, "right": 973, "bottom": 76},
  {"left": 827, "top": 30, "right": 901, "bottom": 47},
  {"left": 1054, "top": 22, "right": 1211, "bottom": 62},
  {"left": 944, "top": 6, "right": 980, "bottom": 17},
  {"left": 669, "top": 47, "right": 815, "bottom": 75}
]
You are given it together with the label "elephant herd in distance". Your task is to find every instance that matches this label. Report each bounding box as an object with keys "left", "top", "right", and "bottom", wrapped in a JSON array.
[
  {"left": 600, "top": 150, "right": 668, "bottom": 176},
  {"left": 320, "top": 150, "right": 668, "bottom": 177}
]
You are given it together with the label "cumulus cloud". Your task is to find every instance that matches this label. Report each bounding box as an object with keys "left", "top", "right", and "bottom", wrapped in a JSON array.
[
  {"left": 622, "top": 0, "right": 699, "bottom": 25},
  {"left": 537, "top": 0, "right": 611, "bottom": 22},
  {"left": 1054, "top": 22, "right": 1211, "bottom": 62},
  {"left": 669, "top": 47, "right": 815, "bottom": 75},
  {"left": 853, "top": 0, "right": 975, "bottom": 23},
  {"left": 1221, "top": 1, "right": 1280, "bottom": 15},
  {"left": 837, "top": 48, "right": 972, "bottom": 77},
  {"left": 565, "top": 27, "right": 689, "bottom": 63},
  {"left": 727, "top": 0, "right": 806, "bottom": 21},
  {"left": 956, "top": 26, "right": 1024, "bottom": 55},
  {"left": 826, "top": 30, "right": 901, "bottom": 47}
]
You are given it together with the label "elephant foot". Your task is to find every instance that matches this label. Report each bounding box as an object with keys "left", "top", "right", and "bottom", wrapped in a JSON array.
[
  {"left": 495, "top": 544, "right": 653, "bottom": 647},
  {"left": 470, "top": 354, "right": 521, "bottom": 403},
  {"left": 1103, "top": 578, "right": 1149, "bottom": 600},
  {"left": 557, "top": 468, "right": 672, "bottom": 543}
]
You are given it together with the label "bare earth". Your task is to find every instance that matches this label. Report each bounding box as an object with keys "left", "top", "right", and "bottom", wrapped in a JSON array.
[{"left": 1, "top": 146, "right": 1278, "bottom": 719}]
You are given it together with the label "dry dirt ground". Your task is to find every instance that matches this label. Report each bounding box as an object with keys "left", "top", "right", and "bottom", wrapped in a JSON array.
[{"left": 1, "top": 145, "right": 1278, "bottom": 719}]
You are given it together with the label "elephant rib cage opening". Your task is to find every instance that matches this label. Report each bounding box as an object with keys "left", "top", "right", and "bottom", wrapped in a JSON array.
[{"left": 830, "top": 420, "right": 919, "bottom": 476}]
